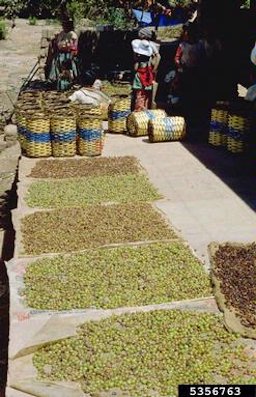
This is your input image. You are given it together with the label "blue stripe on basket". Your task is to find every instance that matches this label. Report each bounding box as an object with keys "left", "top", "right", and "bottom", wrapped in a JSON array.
[
  {"left": 25, "top": 131, "right": 51, "bottom": 143},
  {"left": 210, "top": 121, "right": 226, "bottom": 131},
  {"left": 78, "top": 129, "right": 102, "bottom": 141},
  {"left": 145, "top": 110, "right": 156, "bottom": 120},
  {"left": 227, "top": 127, "right": 244, "bottom": 140},
  {"left": 18, "top": 126, "right": 27, "bottom": 135},
  {"left": 110, "top": 110, "right": 131, "bottom": 120},
  {"left": 164, "top": 118, "right": 177, "bottom": 131},
  {"left": 162, "top": 118, "right": 176, "bottom": 137},
  {"left": 52, "top": 130, "right": 76, "bottom": 142}
]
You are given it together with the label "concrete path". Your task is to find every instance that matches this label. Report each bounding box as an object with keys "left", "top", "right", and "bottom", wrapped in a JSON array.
[{"left": 103, "top": 134, "right": 256, "bottom": 268}]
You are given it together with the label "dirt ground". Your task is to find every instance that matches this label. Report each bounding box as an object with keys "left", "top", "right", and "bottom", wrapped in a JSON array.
[{"left": 0, "top": 18, "right": 60, "bottom": 94}]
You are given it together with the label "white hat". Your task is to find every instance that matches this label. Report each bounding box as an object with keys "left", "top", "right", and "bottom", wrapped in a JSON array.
[{"left": 132, "top": 39, "right": 153, "bottom": 57}]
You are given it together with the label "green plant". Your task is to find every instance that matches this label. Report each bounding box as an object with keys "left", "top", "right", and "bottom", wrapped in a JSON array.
[
  {"left": 28, "top": 15, "right": 37, "bottom": 25},
  {"left": 100, "top": 7, "right": 135, "bottom": 30},
  {"left": 66, "top": 0, "right": 85, "bottom": 24},
  {"left": 0, "top": 19, "right": 7, "bottom": 40}
]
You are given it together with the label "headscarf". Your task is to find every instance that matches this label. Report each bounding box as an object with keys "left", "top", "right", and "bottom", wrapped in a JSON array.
[{"left": 138, "top": 27, "right": 153, "bottom": 40}]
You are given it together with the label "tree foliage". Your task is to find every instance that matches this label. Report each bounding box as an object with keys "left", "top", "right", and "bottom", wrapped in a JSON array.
[{"left": 0, "top": 0, "right": 252, "bottom": 22}]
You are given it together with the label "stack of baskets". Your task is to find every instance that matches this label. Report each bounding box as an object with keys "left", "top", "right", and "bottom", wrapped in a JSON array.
[
  {"left": 209, "top": 100, "right": 253, "bottom": 154},
  {"left": 108, "top": 95, "right": 131, "bottom": 133},
  {"left": 208, "top": 101, "right": 229, "bottom": 147},
  {"left": 75, "top": 104, "right": 104, "bottom": 156},
  {"left": 227, "top": 110, "right": 251, "bottom": 153},
  {"left": 77, "top": 115, "right": 103, "bottom": 157},
  {"left": 51, "top": 112, "right": 77, "bottom": 157},
  {"left": 14, "top": 91, "right": 105, "bottom": 158},
  {"left": 148, "top": 116, "right": 186, "bottom": 142},
  {"left": 127, "top": 110, "right": 167, "bottom": 137},
  {"left": 25, "top": 112, "right": 51, "bottom": 158}
]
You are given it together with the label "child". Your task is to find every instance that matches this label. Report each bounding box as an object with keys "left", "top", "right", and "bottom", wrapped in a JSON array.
[
  {"left": 174, "top": 23, "right": 204, "bottom": 72},
  {"left": 131, "top": 39, "right": 154, "bottom": 111}
]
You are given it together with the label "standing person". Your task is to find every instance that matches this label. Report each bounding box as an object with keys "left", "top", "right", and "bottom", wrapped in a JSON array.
[
  {"left": 174, "top": 23, "right": 205, "bottom": 136},
  {"left": 131, "top": 39, "right": 154, "bottom": 111},
  {"left": 138, "top": 28, "right": 162, "bottom": 106},
  {"left": 138, "top": 27, "right": 161, "bottom": 72},
  {"left": 48, "top": 18, "right": 78, "bottom": 91},
  {"left": 200, "top": 26, "right": 222, "bottom": 104}
]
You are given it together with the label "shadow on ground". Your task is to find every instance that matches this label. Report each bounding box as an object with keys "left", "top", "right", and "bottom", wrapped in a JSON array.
[
  {"left": 0, "top": 172, "right": 18, "bottom": 397},
  {"left": 181, "top": 141, "right": 256, "bottom": 212}
]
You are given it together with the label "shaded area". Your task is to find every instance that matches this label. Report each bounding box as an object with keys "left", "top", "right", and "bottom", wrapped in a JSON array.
[
  {"left": 0, "top": 171, "right": 18, "bottom": 397},
  {"left": 182, "top": 142, "right": 256, "bottom": 213}
]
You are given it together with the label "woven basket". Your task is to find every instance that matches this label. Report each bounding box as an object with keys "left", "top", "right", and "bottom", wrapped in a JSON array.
[
  {"left": 19, "top": 91, "right": 43, "bottom": 101},
  {"left": 108, "top": 96, "right": 131, "bottom": 133},
  {"left": 15, "top": 111, "right": 27, "bottom": 153},
  {"left": 102, "top": 81, "right": 132, "bottom": 98},
  {"left": 227, "top": 112, "right": 251, "bottom": 154},
  {"left": 148, "top": 116, "right": 186, "bottom": 142},
  {"left": 77, "top": 116, "right": 104, "bottom": 156},
  {"left": 127, "top": 109, "right": 166, "bottom": 137},
  {"left": 226, "top": 136, "right": 244, "bottom": 153},
  {"left": 208, "top": 105, "right": 229, "bottom": 147},
  {"left": 51, "top": 114, "right": 77, "bottom": 157},
  {"left": 25, "top": 112, "right": 52, "bottom": 158},
  {"left": 72, "top": 104, "right": 103, "bottom": 118}
]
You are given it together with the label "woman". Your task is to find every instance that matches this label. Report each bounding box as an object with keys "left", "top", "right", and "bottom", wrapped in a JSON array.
[
  {"left": 49, "top": 19, "right": 78, "bottom": 91},
  {"left": 131, "top": 39, "right": 154, "bottom": 111}
]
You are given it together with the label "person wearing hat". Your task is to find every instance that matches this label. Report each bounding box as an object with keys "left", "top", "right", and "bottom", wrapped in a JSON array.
[
  {"left": 138, "top": 28, "right": 161, "bottom": 108},
  {"left": 48, "top": 18, "right": 78, "bottom": 91},
  {"left": 138, "top": 28, "right": 161, "bottom": 75},
  {"left": 132, "top": 37, "right": 159, "bottom": 111}
]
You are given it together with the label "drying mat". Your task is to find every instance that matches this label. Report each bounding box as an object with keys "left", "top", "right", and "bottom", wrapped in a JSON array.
[{"left": 209, "top": 242, "right": 256, "bottom": 339}]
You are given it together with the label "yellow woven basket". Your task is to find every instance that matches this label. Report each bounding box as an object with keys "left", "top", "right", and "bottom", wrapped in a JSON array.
[
  {"left": 208, "top": 106, "right": 229, "bottom": 147},
  {"left": 15, "top": 111, "right": 27, "bottom": 153},
  {"left": 25, "top": 112, "right": 52, "bottom": 158},
  {"left": 148, "top": 116, "right": 186, "bottom": 142},
  {"left": 51, "top": 114, "right": 77, "bottom": 157},
  {"left": 226, "top": 136, "right": 244, "bottom": 153},
  {"left": 227, "top": 112, "right": 251, "bottom": 154},
  {"left": 127, "top": 109, "right": 166, "bottom": 137},
  {"left": 77, "top": 116, "right": 104, "bottom": 157},
  {"left": 72, "top": 104, "right": 103, "bottom": 119},
  {"left": 108, "top": 96, "right": 131, "bottom": 133}
]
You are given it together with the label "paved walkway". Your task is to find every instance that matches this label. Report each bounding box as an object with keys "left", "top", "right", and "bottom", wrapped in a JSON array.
[{"left": 103, "top": 134, "right": 256, "bottom": 268}]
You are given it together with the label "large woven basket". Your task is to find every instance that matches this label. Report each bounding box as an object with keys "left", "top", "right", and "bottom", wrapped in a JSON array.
[
  {"left": 108, "top": 96, "right": 131, "bottom": 133},
  {"left": 77, "top": 116, "right": 104, "bottom": 156},
  {"left": 148, "top": 116, "right": 186, "bottom": 142},
  {"left": 127, "top": 109, "right": 166, "bottom": 137},
  {"left": 51, "top": 113, "right": 77, "bottom": 157},
  {"left": 15, "top": 110, "right": 27, "bottom": 153},
  {"left": 227, "top": 112, "right": 251, "bottom": 154},
  {"left": 209, "top": 104, "right": 229, "bottom": 147},
  {"left": 25, "top": 112, "right": 52, "bottom": 158}
]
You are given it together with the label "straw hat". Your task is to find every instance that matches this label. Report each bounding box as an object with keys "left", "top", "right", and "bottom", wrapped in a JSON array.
[{"left": 132, "top": 39, "right": 153, "bottom": 57}]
